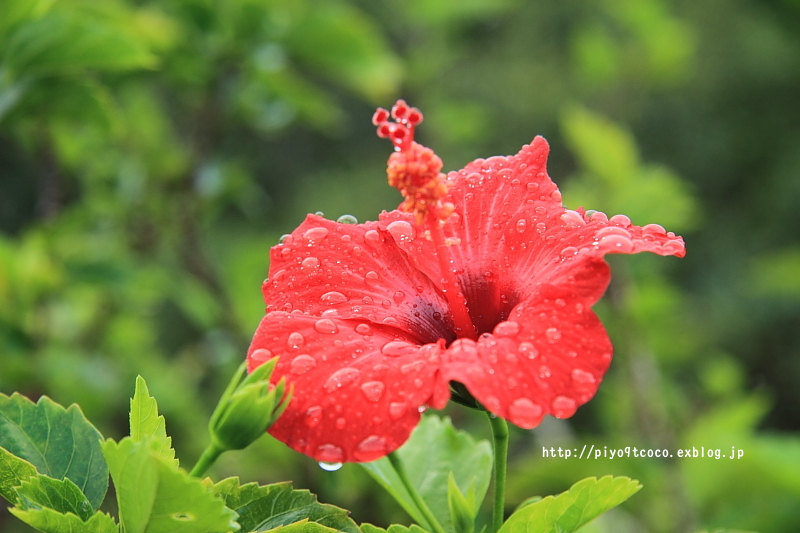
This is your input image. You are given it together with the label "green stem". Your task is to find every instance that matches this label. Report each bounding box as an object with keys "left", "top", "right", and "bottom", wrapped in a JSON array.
[
  {"left": 388, "top": 452, "right": 448, "bottom": 533},
  {"left": 189, "top": 442, "right": 224, "bottom": 478},
  {"left": 488, "top": 414, "right": 509, "bottom": 533}
]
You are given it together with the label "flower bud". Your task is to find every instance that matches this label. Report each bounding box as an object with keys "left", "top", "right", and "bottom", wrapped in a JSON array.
[{"left": 208, "top": 358, "right": 292, "bottom": 452}]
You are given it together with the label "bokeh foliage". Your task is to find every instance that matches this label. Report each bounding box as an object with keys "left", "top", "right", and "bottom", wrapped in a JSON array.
[{"left": 1, "top": 0, "right": 799, "bottom": 532}]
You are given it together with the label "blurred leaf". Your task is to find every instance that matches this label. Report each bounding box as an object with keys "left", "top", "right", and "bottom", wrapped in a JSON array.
[
  {"left": 214, "top": 477, "right": 360, "bottom": 533},
  {"left": 102, "top": 437, "right": 237, "bottom": 533},
  {"left": 9, "top": 506, "right": 119, "bottom": 533},
  {"left": 498, "top": 476, "right": 641, "bottom": 533},
  {"left": 0, "top": 446, "right": 37, "bottom": 504},
  {"left": 0, "top": 393, "right": 108, "bottom": 509},
  {"left": 750, "top": 247, "right": 800, "bottom": 297},
  {"left": 362, "top": 415, "right": 492, "bottom": 533},
  {"left": 0, "top": 0, "right": 56, "bottom": 36}
]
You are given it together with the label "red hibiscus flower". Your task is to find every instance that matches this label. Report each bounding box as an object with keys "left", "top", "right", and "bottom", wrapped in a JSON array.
[{"left": 247, "top": 100, "right": 685, "bottom": 464}]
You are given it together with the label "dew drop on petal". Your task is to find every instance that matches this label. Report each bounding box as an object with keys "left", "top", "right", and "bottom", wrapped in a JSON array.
[
  {"left": 643, "top": 223, "right": 667, "bottom": 236},
  {"left": 365, "top": 271, "right": 379, "bottom": 287},
  {"left": 609, "top": 214, "right": 631, "bottom": 227},
  {"left": 360, "top": 381, "right": 385, "bottom": 402},
  {"left": 401, "top": 360, "right": 425, "bottom": 374},
  {"left": 314, "top": 318, "right": 338, "bottom": 334},
  {"left": 560, "top": 210, "right": 586, "bottom": 229},
  {"left": 364, "top": 230, "right": 382, "bottom": 246},
  {"left": 288, "top": 332, "right": 305, "bottom": 349},
  {"left": 290, "top": 354, "right": 316, "bottom": 375},
  {"left": 545, "top": 327, "right": 562, "bottom": 343},
  {"left": 305, "top": 406, "right": 322, "bottom": 427},
  {"left": 561, "top": 246, "right": 578, "bottom": 259},
  {"left": 551, "top": 190, "right": 562, "bottom": 202},
  {"left": 383, "top": 316, "right": 398, "bottom": 325},
  {"left": 353, "top": 436, "right": 387, "bottom": 462},
  {"left": 598, "top": 234, "right": 634, "bottom": 253},
  {"left": 551, "top": 396, "right": 577, "bottom": 418},
  {"left": 335, "top": 417, "right": 347, "bottom": 429},
  {"left": 389, "top": 402, "right": 408, "bottom": 420},
  {"left": 386, "top": 221, "right": 416, "bottom": 243},
  {"left": 527, "top": 182, "right": 539, "bottom": 192},
  {"left": 321, "top": 291, "right": 348, "bottom": 304},
  {"left": 393, "top": 291, "right": 405, "bottom": 303},
  {"left": 539, "top": 365, "right": 552, "bottom": 378},
  {"left": 250, "top": 348, "right": 273, "bottom": 364},
  {"left": 518, "top": 342, "right": 538, "bottom": 359},
  {"left": 555, "top": 298, "right": 566, "bottom": 307},
  {"left": 319, "top": 461, "right": 343, "bottom": 471},
  {"left": 337, "top": 214, "right": 358, "bottom": 224},
  {"left": 534, "top": 206, "right": 547, "bottom": 216},
  {"left": 571, "top": 368, "right": 597, "bottom": 385},
  {"left": 381, "top": 340, "right": 418, "bottom": 357},
  {"left": 323, "top": 367, "right": 360, "bottom": 393},
  {"left": 279, "top": 234, "right": 291, "bottom": 244},
  {"left": 493, "top": 321, "right": 520, "bottom": 337},
  {"left": 508, "top": 398, "right": 543, "bottom": 428},
  {"left": 355, "top": 323, "right": 372, "bottom": 335},
  {"left": 515, "top": 218, "right": 527, "bottom": 233},
  {"left": 304, "top": 227, "right": 329, "bottom": 244},
  {"left": 301, "top": 257, "right": 320, "bottom": 271}
]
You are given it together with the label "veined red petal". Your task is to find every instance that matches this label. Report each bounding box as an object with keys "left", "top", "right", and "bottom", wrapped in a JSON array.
[
  {"left": 266, "top": 215, "right": 453, "bottom": 344},
  {"left": 248, "top": 314, "right": 447, "bottom": 462}
]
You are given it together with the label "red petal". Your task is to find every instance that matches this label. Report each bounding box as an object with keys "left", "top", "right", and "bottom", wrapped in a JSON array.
[
  {"left": 266, "top": 215, "right": 453, "bottom": 344},
  {"left": 248, "top": 314, "right": 446, "bottom": 462},
  {"left": 442, "top": 257, "right": 613, "bottom": 427}
]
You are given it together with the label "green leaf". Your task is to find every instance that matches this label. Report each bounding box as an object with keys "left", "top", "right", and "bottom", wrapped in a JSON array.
[
  {"left": 0, "top": 393, "right": 108, "bottom": 510},
  {"left": 0, "top": 446, "right": 37, "bottom": 504},
  {"left": 362, "top": 524, "right": 430, "bottom": 533},
  {"left": 102, "top": 437, "right": 237, "bottom": 533},
  {"left": 9, "top": 507, "right": 119, "bottom": 533},
  {"left": 16, "top": 475, "right": 93, "bottom": 520},
  {"left": 129, "top": 376, "right": 177, "bottom": 467},
  {"left": 362, "top": 416, "right": 492, "bottom": 533},
  {"left": 447, "top": 474, "right": 474, "bottom": 533},
  {"left": 214, "top": 477, "right": 359, "bottom": 533},
  {"left": 498, "top": 476, "right": 642, "bottom": 533}
]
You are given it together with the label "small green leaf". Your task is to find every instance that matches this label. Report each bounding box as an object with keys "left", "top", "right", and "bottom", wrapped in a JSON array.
[
  {"left": 103, "top": 438, "right": 237, "bottom": 533},
  {"left": 0, "top": 393, "right": 108, "bottom": 510},
  {"left": 16, "top": 475, "right": 93, "bottom": 520},
  {"left": 9, "top": 507, "right": 119, "bottom": 533},
  {"left": 130, "top": 376, "right": 177, "bottom": 467},
  {"left": 447, "top": 474, "right": 475, "bottom": 533},
  {"left": 214, "top": 477, "right": 359, "bottom": 533},
  {"left": 362, "top": 416, "right": 492, "bottom": 533},
  {"left": 362, "top": 524, "right": 430, "bottom": 533},
  {"left": 499, "top": 476, "right": 642, "bottom": 533},
  {"left": 0, "top": 446, "right": 37, "bottom": 504}
]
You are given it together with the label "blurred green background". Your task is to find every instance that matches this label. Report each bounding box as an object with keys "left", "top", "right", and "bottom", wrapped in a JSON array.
[{"left": 1, "top": 0, "right": 799, "bottom": 531}]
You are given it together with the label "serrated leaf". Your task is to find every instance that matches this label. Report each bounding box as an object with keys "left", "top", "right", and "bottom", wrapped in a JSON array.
[
  {"left": 362, "top": 416, "right": 492, "bottom": 533},
  {"left": 498, "top": 476, "right": 642, "bottom": 533},
  {"left": 214, "top": 477, "right": 359, "bottom": 533},
  {"left": 0, "top": 446, "right": 37, "bottom": 504},
  {"left": 0, "top": 393, "right": 108, "bottom": 510},
  {"left": 361, "top": 524, "right": 430, "bottom": 533},
  {"left": 270, "top": 519, "right": 341, "bottom": 533},
  {"left": 9, "top": 507, "right": 119, "bottom": 533},
  {"left": 103, "top": 438, "right": 237, "bottom": 533},
  {"left": 129, "top": 376, "right": 176, "bottom": 467},
  {"left": 16, "top": 475, "right": 93, "bottom": 521}
]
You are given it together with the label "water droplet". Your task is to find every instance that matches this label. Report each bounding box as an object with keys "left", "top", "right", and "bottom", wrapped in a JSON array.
[
  {"left": 353, "top": 435, "right": 387, "bottom": 462},
  {"left": 314, "top": 318, "right": 338, "bottom": 334},
  {"left": 545, "top": 327, "right": 561, "bottom": 343},
  {"left": 304, "top": 227, "right": 329, "bottom": 244},
  {"left": 381, "top": 340, "right": 418, "bottom": 357},
  {"left": 414, "top": 378, "right": 423, "bottom": 388},
  {"left": 279, "top": 234, "right": 291, "bottom": 244},
  {"left": 336, "top": 417, "right": 347, "bottom": 429},
  {"left": 250, "top": 348, "right": 273, "bottom": 364},
  {"left": 290, "top": 354, "right": 316, "bottom": 375},
  {"left": 337, "top": 214, "right": 358, "bottom": 224},
  {"left": 321, "top": 291, "right": 348, "bottom": 304},
  {"left": 551, "top": 190, "right": 562, "bottom": 202},
  {"left": 598, "top": 234, "right": 634, "bottom": 253},
  {"left": 508, "top": 398, "right": 543, "bottom": 428},
  {"left": 493, "top": 321, "right": 521, "bottom": 337},
  {"left": 305, "top": 406, "right": 322, "bottom": 427},
  {"left": 534, "top": 206, "right": 547, "bottom": 216},
  {"left": 355, "top": 323, "right": 372, "bottom": 335},
  {"left": 518, "top": 342, "right": 538, "bottom": 359},
  {"left": 171, "top": 512, "right": 194, "bottom": 521},
  {"left": 364, "top": 230, "right": 382, "bottom": 246},
  {"left": 321, "top": 308, "right": 338, "bottom": 317},
  {"left": 365, "top": 271, "right": 379, "bottom": 287},
  {"left": 642, "top": 223, "right": 666, "bottom": 236},
  {"left": 301, "top": 257, "right": 320, "bottom": 271},
  {"left": 515, "top": 218, "right": 527, "bottom": 233},
  {"left": 381, "top": 300, "right": 391, "bottom": 309},
  {"left": 551, "top": 396, "right": 577, "bottom": 418},
  {"left": 401, "top": 360, "right": 425, "bottom": 374},
  {"left": 609, "top": 214, "right": 631, "bottom": 227},
  {"left": 555, "top": 298, "right": 566, "bottom": 307},
  {"left": 393, "top": 291, "right": 405, "bottom": 303},
  {"left": 589, "top": 211, "right": 608, "bottom": 222},
  {"left": 341, "top": 234, "right": 351, "bottom": 242},
  {"left": 287, "top": 332, "right": 304, "bottom": 349},
  {"left": 360, "top": 381, "right": 385, "bottom": 402},
  {"left": 527, "top": 182, "right": 539, "bottom": 192},
  {"left": 323, "top": 367, "right": 360, "bottom": 392},
  {"left": 571, "top": 368, "right": 597, "bottom": 385},
  {"left": 383, "top": 316, "right": 398, "bottom": 325},
  {"left": 389, "top": 402, "right": 408, "bottom": 420},
  {"left": 535, "top": 222, "right": 546, "bottom": 233},
  {"left": 560, "top": 246, "right": 578, "bottom": 259},
  {"left": 318, "top": 458, "right": 343, "bottom": 471},
  {"left": 386, "top": 220, "right": 415, "bottom": 243},
  {"left": 539, "top": 365, "right": 552, "bottom": 378}
]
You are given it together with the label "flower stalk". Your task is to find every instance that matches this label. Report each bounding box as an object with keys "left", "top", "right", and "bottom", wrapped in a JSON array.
[{"left": 488, "top": 414, "right": 509, "bottom": 533}]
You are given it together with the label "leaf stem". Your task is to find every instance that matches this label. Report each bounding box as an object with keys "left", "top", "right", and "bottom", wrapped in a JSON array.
[
  {"left": 388, "top": 452, "right": 448, "bottom": 533},
  {"left": 189, "top": 442, "right": 224, "bottom": 478},
  {"left": 488, "top": 414, "right": 509, "bottom": 533}
]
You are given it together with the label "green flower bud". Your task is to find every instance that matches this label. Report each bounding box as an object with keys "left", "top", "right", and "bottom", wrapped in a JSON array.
[{"left": 208, "top": 358, "right": 292, "bottom": 452}]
